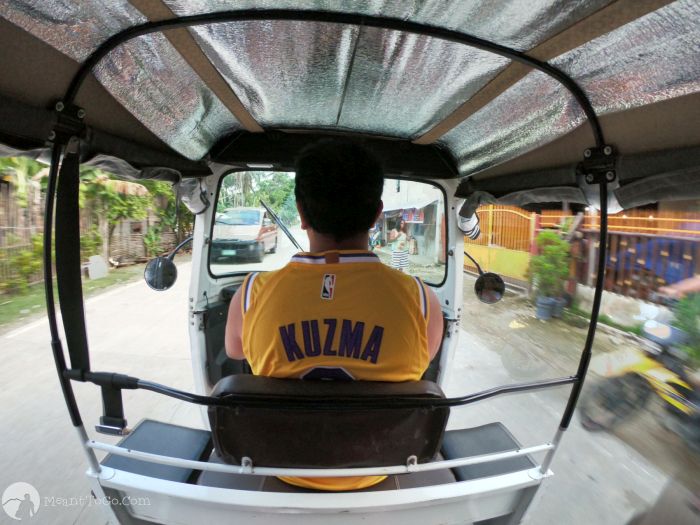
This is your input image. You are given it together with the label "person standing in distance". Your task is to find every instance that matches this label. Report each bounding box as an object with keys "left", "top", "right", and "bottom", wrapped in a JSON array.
[{"left": 389, "top": 217, "right": 410, "bottom": 272}]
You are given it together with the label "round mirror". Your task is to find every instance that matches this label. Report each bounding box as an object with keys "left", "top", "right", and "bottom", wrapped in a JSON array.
[
  {"left": 144, "top": 257, "right": 177, "bottom": 291},
  {"left": 474, "top": 272, "right": 505, "bottom": 304}
]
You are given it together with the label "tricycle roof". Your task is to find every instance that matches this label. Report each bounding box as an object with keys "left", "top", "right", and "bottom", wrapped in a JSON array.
[{"left": 0, "top": 1, "right": 698, "bottom": 200}]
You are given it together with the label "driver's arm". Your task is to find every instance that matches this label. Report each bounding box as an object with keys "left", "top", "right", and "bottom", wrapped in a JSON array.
[{"left": 225, "top": 285, "right": 245, "bottom": 360}]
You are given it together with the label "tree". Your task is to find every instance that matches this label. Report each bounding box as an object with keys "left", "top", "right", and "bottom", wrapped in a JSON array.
[
  {"left": 140, "top": 179, "right": 193, "bottom": 247},
  {"left": 0, "top": 157, "right": 43, "bottom": 208},
  {"left": 219, "top": 172, "right": 262, "bottom": 209},
  {"left": 218, "top": 171, "right": 298, "bottom": 225},
  {"left": 80, "top": 168, "right": 150, "bottom": 260},
  {"left": 253, "top": 172, "right": 297, "bottom": 224}
]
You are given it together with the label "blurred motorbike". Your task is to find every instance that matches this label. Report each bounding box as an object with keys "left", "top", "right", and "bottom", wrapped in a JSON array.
[{"left": 580, "top": 295, "right": 700, "bottom": 453}]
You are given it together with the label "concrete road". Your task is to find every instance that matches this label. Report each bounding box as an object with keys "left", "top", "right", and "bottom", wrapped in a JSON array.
[
  {"left": 0, "top": 261, "right": 667, "bottom": 524},
  {"left": 446, "top": 296, "right": 667, "bottom": 525}
]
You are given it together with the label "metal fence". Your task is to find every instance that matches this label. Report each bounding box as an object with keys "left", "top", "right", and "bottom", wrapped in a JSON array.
[
  {"left": 466, "top": 205, "right": 700, "bottom": 299},
  {"left": 466, "top": 205, "right": 535, "bottom": 251},
  {"left": 541, "top": 209, "right": 700, "bottom": 238}
]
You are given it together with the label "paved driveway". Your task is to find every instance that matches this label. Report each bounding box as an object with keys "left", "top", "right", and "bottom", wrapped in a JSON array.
[{"left": 0, "top": 263, "right": 667, "bottom": 524}]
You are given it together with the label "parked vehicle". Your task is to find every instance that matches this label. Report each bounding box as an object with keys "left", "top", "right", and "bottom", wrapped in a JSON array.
[{"left": 211, "top": 207, "right": 277, "bottom": 263}]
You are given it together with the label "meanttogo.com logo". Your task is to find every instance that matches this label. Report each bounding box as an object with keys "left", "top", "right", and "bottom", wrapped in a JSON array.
[{"left": 2, "top": 482, "right": 40, "bottom": 521}]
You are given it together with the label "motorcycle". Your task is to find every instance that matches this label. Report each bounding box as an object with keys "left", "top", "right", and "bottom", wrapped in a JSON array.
[{"left": 580, "top": 309, "right": 700, "bottom": 454}]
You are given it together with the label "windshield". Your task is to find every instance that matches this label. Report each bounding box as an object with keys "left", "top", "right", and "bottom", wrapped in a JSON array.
[
  {"left": 216, "top": 209, "right": 261, "bottom": 226},
  {"left": 209, "top": 172, "right": 446, "bottom": 285}
]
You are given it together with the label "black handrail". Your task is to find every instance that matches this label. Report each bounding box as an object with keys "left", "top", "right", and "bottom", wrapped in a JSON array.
[
  {"left": 64, "top": 369, "right": 576, "bottom": 410},
  {"left": 560, "top": 183, "right": 608, "bottom": 429},
  {"left": 44, "top": 144, "right": 83, "bottom": 427}
]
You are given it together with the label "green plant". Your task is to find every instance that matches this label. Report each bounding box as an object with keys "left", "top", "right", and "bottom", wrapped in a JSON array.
[
  {"left": 5, "top": 233, "right": 44, "bottom": 294},
  {"left": 143, "top": 226, "right": 163, "bottom": 257},
  {"left": 529, "top": 230, "right": 571, "bottom": 298},
  {"left": 80, "top": 227, "right": 103, "bottom": 261},
  {"left": 673, "top": 293, "right": 700, "bottom": 365}
]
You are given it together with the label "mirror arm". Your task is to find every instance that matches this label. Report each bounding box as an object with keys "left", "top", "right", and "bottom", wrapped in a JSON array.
[
  {"left": 167, "top": 235, "right": 193, "bottom": 261},
  {"left": 463, "top": 250, "right": 484, "bottom": 275}
]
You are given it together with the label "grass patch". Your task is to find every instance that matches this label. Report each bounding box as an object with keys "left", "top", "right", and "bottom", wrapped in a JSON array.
[
  {"left": 0, "top": 263, "right": 146, "bottom": 328},
  {"left": 564, "top": 303, "right": 644, "bottom": 336}
]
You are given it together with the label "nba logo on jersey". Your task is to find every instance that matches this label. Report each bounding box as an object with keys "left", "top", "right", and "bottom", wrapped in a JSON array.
[{"left": 321, "top": 274, "right": 336, "bottom": 300}]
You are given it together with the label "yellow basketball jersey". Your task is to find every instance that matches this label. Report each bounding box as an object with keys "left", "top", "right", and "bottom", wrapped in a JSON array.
[{"left": 240, "top": 250, "right": 431, "bottom": 491}]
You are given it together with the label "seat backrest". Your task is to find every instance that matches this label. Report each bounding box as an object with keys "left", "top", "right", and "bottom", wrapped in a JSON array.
[{"left": 208, "top": 375, "right": 449, "bottom": 468}]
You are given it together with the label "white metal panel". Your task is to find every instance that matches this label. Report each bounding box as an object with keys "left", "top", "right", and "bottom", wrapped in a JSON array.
[{"left": 92, "top": 467, "right": 544, "bottom": 525}]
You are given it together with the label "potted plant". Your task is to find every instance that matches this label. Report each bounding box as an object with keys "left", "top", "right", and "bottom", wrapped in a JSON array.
[{"left": 529, "top": 230, "right": 571, "bottom": 320}]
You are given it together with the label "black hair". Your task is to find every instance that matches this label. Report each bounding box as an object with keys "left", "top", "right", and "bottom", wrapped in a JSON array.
[{"left": 295, "top": 140, "right": 383, "bottom": 242}]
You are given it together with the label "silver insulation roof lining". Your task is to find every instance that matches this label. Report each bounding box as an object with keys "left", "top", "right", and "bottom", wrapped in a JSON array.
[
  {"left": 164, "top": 0, "right": 612, "bottom": 51},
  {"left": 186, "top": 20, "right": 509, "bottom": 134},
  {"left": 442, "top": 0, "right": 700, "bottom": 176},
  {"left": 93, "top": 33, "right": 241, "bottom": 160},
  {"left": 168, "top": 0, "right": 612, "bottom": 135},
  {"left": 0, "top": 0, "right": 144, "bottom": 61},
  {"left": 0, "top": 1, "right": 242, "bottom": 160},
  {"left": 334, "top": 28, "right": 509, "bottom": 137},
  {"left": 185, "top": 20, "right": 359, "bottom": 128}
]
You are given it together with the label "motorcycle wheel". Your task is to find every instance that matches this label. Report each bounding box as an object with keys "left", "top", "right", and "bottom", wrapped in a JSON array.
[{"left": 580, "top": 374, "right": 651, "bottom": 431}]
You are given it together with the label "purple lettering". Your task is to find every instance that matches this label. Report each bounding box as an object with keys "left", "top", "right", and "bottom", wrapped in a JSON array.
[
  {"left": 279, "top": 324, "right": 304, "bottom": 362},
  {"left": 302, "top": 320, "right": 322, "bottom": 357},
  {"left": 338, "top": 320, "right": 364, "bottom": 359},
  {"left": 361, "top": 326, "right": 384, "bottom": 364},
  {"left": 323, "top": 319, "right": 337, "bottom": 356}
]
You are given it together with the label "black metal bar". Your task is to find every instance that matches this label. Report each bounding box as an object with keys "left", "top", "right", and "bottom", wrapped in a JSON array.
[
  {"left": 559, "top": 183, "right": 608, "bottom": 428},
  {"left": 450, "top": 375, "right": 577, "bottom": 406},
  {"left": 64, "top": 373, "right": 577, "bottom": 410},
  {"left": 55, "top": 138, "right": 91, "bottom": 371},
  {"left": 463, "top": 250, "right": 484, "bottom": 275},
  {"left": 260, "top": 199, "right": 303, "bottom": 251},
  {"left": 43, "top": 144, "right": 83, "bottom": 426},
  {"left": 166, "top": 235, "right": 194, "bottom": 261},
  {"left": 62, "top": 9, "right": 604, "bottom": 147}
]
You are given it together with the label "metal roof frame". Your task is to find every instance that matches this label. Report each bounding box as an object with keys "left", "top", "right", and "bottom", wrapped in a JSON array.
[{"left": 38, "top": 10, "right": 612, "bottom": 473}]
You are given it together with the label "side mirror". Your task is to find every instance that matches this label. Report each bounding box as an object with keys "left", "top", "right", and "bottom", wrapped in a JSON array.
[
  {"left": 464, "top": 250, "right": 505, "bottom": 304},
  {"left": 144, "top": 236, "right": 192, "bottom": 291},
  {"left": 474, "top": 272, "right": 506, "bottom": 304},
  {"left": 144, "top": 256, "right": 178, "bottom": 291}
]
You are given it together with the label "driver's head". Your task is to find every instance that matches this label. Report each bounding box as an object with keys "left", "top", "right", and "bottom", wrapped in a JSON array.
[{"left": 295, "top": 140, "right": 383, "bottom": 242}]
